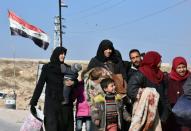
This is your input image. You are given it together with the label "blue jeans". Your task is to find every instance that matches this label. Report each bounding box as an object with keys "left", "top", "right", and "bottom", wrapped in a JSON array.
[{"left": 76, "top": 117, "right": 91, "bottom": 131}]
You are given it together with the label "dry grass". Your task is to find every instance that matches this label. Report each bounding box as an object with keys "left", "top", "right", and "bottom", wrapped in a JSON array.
[
  {"left": 19, "top": 76, "right": 36, "bottom": 83},
  {"left": 0, "top": 80, "right": 19, "bottom": 90},
  {"left": 0, "top": 59, "right": 38, "bottom": 109},
  {"left": 0, "top": 67, "right": 21, "bottom": 77},
  {"left": 0, "top": 60, "right": 12, "bottom": 65}
]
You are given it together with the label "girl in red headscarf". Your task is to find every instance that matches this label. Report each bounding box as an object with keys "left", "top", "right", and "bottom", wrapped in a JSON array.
[{"left": 164, "top": 56, "right": 191, "bottom": 131}]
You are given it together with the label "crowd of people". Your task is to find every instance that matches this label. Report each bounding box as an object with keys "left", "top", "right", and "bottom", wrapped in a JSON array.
[{"left": 30, "top": 39, "right": 191, "bottom": 131}]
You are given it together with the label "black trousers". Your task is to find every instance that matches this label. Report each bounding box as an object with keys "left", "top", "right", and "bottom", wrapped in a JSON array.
[{"left": 44, "top": 104, "right": 74, "bottom": 131}]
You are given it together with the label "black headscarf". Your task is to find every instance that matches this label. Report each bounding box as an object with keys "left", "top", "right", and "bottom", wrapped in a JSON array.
[
  {"left": 95, "top": 39, "right": 117, "bottom": 63},
  {"left": 50, "top": 47, "right": 67, "bottom": 64},
  {"left": 115, "top": 49, "right": 123, "bottom": 61}
]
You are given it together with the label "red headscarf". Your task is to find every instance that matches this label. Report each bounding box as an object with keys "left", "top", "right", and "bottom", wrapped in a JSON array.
[
  {"left": 139, "top": 51, "right": 164, "bottom": 85},
  {"left": 169, "top": 57, "right": 190, "bottom": 81}
]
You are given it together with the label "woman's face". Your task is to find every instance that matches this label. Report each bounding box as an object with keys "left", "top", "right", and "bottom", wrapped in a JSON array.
[
  {"left": 103, "top": 48, "right": 112, "bottom": 58},
  {"left": 59, "top": 53, "right": 65, "bottom": 63},
  {"left": 176, "top": 64, "right": 187, "bottom": 76}
]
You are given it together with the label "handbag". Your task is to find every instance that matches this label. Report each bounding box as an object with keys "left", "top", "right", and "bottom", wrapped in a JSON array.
[
  {"left": 20, "top": 107, "right": 44, "bottom": 131},
  {"left": 172, "top": 95, "right": 191, "bottom": 128}
]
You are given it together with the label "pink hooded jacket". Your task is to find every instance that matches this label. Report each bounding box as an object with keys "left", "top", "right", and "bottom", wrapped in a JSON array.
[{"left": 76, "top": 81, "right": 91, "bottom": 117}]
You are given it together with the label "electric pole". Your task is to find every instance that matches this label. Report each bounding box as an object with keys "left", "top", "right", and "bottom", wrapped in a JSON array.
[
  {"left": 53, "top": 16, "right": 60, "bottom": 49},
  {"left": 58, "top": 0, "right": 68, "bottom": 47}
]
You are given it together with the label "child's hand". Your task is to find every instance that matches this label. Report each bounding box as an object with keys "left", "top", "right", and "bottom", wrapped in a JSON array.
[
  {"left": 64, "top": 79, "right": 74, "bottom": 86},
  {"left": 94, "top": 120, "right": 100, "bottom": 126}
]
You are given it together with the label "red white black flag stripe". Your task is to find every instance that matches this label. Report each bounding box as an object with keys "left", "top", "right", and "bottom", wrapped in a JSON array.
[{"left": 8, "top": 10, "right": 49, "bottom": 50}]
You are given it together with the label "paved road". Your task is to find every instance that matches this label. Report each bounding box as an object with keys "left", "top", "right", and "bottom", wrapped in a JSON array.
[
  {"left": 0, "top": 108, "right": 86, "bottom": 131},
  {"left": 0, "top": 118, "right": 21, "bottom": 131},
  {"left": 0, "top": 108, "right": 27, "bottom": 131}
]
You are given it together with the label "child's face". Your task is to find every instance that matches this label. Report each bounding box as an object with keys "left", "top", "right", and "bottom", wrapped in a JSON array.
[{"left": 104, "top": 82, "right": 116, "bottom": 94}]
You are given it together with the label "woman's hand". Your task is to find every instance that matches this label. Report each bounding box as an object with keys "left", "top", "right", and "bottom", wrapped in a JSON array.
[{"left": 30, "top": 105, "right": 37, "bottom": 115}]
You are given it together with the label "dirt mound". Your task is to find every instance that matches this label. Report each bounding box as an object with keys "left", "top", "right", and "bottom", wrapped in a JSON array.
[
  {"left": 0, "top": 59, "right": 88, "bottom": 110},
  {"left": 0, "top": 59, "right": 38, "bottom": 109}
]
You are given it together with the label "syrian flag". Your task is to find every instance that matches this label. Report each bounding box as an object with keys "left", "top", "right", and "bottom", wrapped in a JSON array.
[
  {"left": 61, "top": 0, "right": 67, "bottom": 7},
  {"left": 8, "top": 10, "right": 49, "bottom": 50}
]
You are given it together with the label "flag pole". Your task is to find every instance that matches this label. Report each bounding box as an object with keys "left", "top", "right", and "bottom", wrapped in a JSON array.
[
  {"left": 13, "top": 45, "right": 17, "bottom": 107},
  {"left": 11, "top": 44, "right": 17, "bottom": 109}
]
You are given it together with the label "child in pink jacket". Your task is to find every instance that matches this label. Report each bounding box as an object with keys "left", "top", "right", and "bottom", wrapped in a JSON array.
[{"left": 75, "top": 80, "right": 91, "bottom": 131}]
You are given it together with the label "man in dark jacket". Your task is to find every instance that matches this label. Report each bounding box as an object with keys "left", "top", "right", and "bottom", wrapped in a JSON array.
[
  {"left": 30, "top": 47, "right": 75, "bottom": 131},
  {"left": 126, "top": 49, "right": 142, "bottom": 82}
]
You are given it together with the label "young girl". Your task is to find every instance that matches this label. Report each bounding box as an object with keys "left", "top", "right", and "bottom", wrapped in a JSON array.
[
  {"left": 75, "top": 70, "right": 91, "bottom": 131},
  {"left": 164, "top": 57, "right": 191, "bottom": 131}
]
